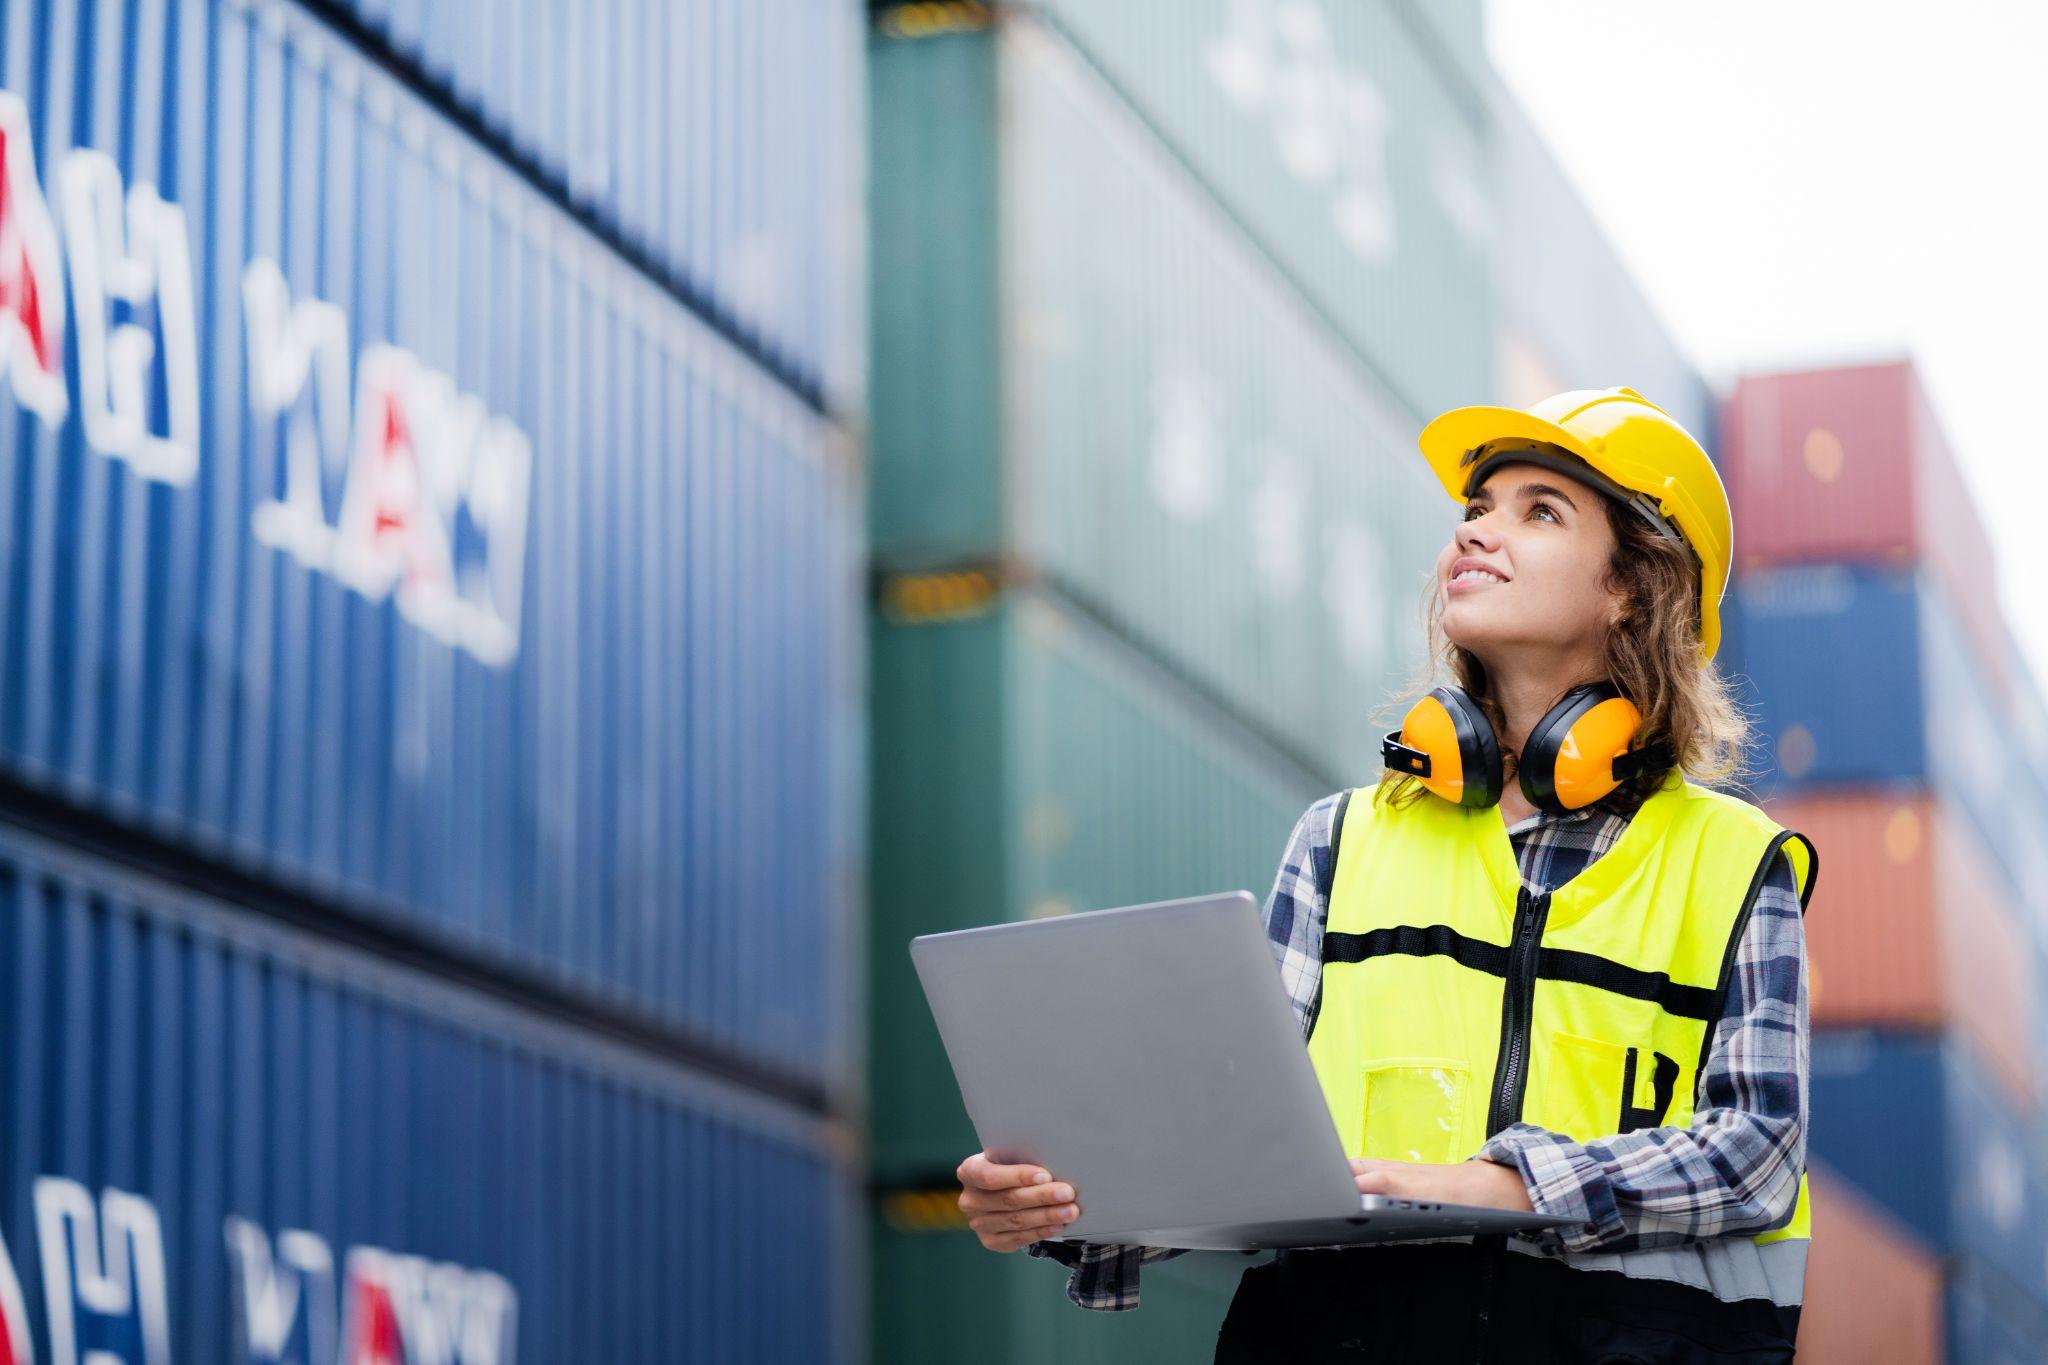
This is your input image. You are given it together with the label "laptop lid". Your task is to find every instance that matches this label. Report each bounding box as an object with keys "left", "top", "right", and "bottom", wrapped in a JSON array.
[{"left": 910, "top": 891, "right": 1580, "bottom": 1250}]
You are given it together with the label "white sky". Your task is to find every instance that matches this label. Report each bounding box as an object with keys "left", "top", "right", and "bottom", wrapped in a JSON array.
[{"left": 1485, "top": 1, "right": 2048, "bottom": 687}]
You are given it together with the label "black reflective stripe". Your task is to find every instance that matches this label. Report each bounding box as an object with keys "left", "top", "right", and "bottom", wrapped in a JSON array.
[
  {"left": 1325, "top": 923, "right": 1509, "bottom": 976},
  {"left": 1535, "top": 946, "right": 1721, "bottom": 1021},
  {"left": 1322, "top": 922, "right": 1719, "bottom": 1019}
]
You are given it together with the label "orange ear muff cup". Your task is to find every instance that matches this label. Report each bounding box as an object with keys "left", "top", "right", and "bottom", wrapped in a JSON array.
[
  {"left": 1397, "top": 687, "right": 1502, "bottom": 808},
  {"left": 1521, "top": 682, "right": 1644, "bottom": 812}
]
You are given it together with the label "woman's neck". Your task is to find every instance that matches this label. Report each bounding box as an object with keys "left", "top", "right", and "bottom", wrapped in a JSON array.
[{"left": 1485, "top": 658, "right": 1612, "bottom": 827}]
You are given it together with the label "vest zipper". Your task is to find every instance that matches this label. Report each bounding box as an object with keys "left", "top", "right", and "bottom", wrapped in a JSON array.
[{"left": 1486, "top": 885, "right": 1552, "bottom": 1137}]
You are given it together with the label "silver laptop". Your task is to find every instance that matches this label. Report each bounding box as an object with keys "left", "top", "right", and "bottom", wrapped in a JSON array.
[{"left": 909, "top": 891, "right": 1581, "bottom": 1251}]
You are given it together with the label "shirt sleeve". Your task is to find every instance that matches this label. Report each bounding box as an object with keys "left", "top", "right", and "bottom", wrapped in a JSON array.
[
  {"left": 1024, "top": 793, "right": 1346, "bottom": 1309},
  {"left": 1472, "top": 846, "right": 1809, "bottom": 1254}
]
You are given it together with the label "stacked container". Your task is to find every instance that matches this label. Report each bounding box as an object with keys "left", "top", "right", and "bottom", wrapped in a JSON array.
[
  {"left": 0, "top": 0, "right": 866, "bottom": 1359},
  {"left": 866, "top": 0, "right": 1489, "bottom": 1355},
  {"left": 1722, "top": 360, "right": 2048, "bottom": 1359}
]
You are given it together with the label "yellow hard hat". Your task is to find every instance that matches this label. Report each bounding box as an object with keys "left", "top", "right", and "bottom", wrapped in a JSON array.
[{"left": 1417, "top": 386, "right": 1732, "bottom": 664}]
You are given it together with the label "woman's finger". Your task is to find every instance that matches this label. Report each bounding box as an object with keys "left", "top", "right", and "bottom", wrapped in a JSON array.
[{"left": 974, "top": 1202, "right": 1080, "bottom": 1236}]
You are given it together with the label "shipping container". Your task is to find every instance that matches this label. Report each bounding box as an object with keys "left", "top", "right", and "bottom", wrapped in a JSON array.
[
  {"left": 868, "top": 584, "right": 1328, "bottom": 1184},
  {"left": 871, "top": 16, "right": 1453, "bottom": 791},
  {"left": 1760, "top": 791, "right": 2036, "bottom": 1107},
  {"left": 1799, "top": 1161, "right": 1945, "bottom": 1365},
  {"left": 1489, "top": 95, "right": 1716, "bottom": 444},
  {"left": 1725, "top": 563, "right": 2022, "bottom": 896},
  {"left": 314, "top": 0, "right": 864, "bottom": 407},
  {"left": 1809, "top": 1028, "right": 2048, "bottom": 1315},
  {"left": 1725, "top": 562, "right": 1931, "bottom": 787},
  {"left": 1949, "top": 1256, "right": 2048, "bottom": 1364},
  {"left": 870, "top": 1214, "right": 1249, "bottom": 1363},
  {"left": 1009, "top": 0, "right": 1494, "bottom": 421},
  {"left": 1722, "top": 360, "right": 2009, "bottom": 707},
  {"left": 0, "top": 0, "right": 864, "bottom": 1088},
  {"left": 0, "top": 821, "right": 861, "bottom": 1364}
]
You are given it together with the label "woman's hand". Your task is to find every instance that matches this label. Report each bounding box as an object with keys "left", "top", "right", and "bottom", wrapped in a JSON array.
[
  {"left": 956, "top": 1151, "right": 1083, "bottom": 1252},
  {"left": 1350, "top": 1156, "right": 1536, "bottom": 1212}
]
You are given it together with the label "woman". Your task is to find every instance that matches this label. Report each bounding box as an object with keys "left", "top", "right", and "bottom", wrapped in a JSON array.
[{"left": 956, "top": 387, "right": 1816, "bottom": 1363}]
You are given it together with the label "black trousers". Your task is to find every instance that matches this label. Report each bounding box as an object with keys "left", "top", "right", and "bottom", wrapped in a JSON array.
[{"left": 1213, "top": 1236, "right": 1800, "bottom": 1364}]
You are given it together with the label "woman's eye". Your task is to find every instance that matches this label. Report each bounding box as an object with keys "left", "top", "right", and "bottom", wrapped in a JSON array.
[{"left": 1532, "top": 503, "right": 1559, "bottom": 522}]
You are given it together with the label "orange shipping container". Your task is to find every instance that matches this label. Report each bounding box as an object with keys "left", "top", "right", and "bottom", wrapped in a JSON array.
[
  {"left": 1800, "top": 1161, "right": 1944, "bottom": 1363},
  {"left": 1764, "top": 789, "right": 2036, "bottom": 1108}
]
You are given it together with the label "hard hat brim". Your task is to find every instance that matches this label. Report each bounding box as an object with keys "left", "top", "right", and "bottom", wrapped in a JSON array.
[{"left": 1417, "top": 406, "right": 1602, "bottom": 503}]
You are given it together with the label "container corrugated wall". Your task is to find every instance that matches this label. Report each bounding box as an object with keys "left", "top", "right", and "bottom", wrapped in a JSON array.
[
  {"left": 869, "top": 586, "right": 1325, "bottom": 1185},
  {"left": 1724, "top": 563, "right": 1931, "bottom": 787},
  {"left": 0, "top": 825, "right": 859, "bottom": 1363},
  {"left": 0, "top": 0, "right": 864, "bottom": 1090},
  {"left": 317, "top": 0, "right": 864, "bottom": 408},
  {"left": 1723, "top": 360, "right": 2009, "bottom": 707},
  {"left": 1799, "top": 1162, "right": 1945, "bottom": 1365},
  {"left": 871, "top": 1215, "right": 1249, "bottom": 1362},
  {"left": 1810, "top": 1028, "right": 2048, "bottom": 1318},
  {"left": 1764, "top": 791, "right": 2037, "bottom": 1108},
  {"left": 872, "top": 17, "right": 1450, "bottom": 790},
  {"left": 1022, "top": 0, "right": 1493, "bottom": 422}
]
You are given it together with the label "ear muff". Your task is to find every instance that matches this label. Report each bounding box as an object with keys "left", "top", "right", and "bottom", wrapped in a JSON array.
[
  {"left": 1518, "top": 681, "right": 1676, "bottom": 814},
  {"left": 1380, "top": 685, "right": 1502, "bottom": 808}
]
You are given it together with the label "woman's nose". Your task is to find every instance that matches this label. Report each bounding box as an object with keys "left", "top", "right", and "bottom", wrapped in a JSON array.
[{"left": 1456, "top": 515, "right": 1499, "bottom": 552}]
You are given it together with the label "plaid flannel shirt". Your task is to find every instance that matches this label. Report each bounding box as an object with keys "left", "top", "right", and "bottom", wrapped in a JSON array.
[{"left": 1027, "top": 782, "right": 1810, "bottom": 1311}]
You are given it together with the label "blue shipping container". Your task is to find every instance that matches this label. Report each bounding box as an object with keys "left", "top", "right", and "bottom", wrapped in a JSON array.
[
  {"left": 1809, "top": 1028, "right": 2048, "bottom": 1316},
  {"left": 1723, "top": 561, "right": 1931, "bottom": 788},
  {"left": 0, "top": 0, "right": 863, "bottom": 1088},
  {"left": 1949, "top": 1259, "right": 2048, "bottom": 1364},
  {"left": 323, "top": 0, "right": 864, "bottom": 408},
  {"left": 0, "top": 822, "right": 859, "bottom": 1364},
  {"left": 1725, "top": 562, "right": 2020, "bottom": 892}
]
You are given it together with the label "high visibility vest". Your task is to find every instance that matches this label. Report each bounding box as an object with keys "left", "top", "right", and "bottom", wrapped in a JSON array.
[{"left": 1307, "top": 767, "right": 1817, "bottom": 1307}]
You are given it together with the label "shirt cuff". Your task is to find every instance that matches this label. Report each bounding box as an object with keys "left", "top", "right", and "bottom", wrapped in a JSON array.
[
  {"left": 1026, "top": 1238, "right": 1087, "bottom": 1267},
  {"left": 1477, "top": 1122, "right": 1625, "bottom": 1253}
]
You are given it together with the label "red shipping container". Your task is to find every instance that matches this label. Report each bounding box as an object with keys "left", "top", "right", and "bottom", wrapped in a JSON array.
[
  {"left": 1764, "top": 790, "right": 2036, "bottom": 1108},
  {"left": 1724, "top": 359, "right": 2010, "bottom": 706},
  {"left": 1801, "top": 1161, "right": 1944, "bottom": 1363}
]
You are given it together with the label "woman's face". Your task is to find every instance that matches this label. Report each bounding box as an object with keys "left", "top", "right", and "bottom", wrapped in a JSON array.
[{"left": 1434, "top": 461, "right": 1625, "bottom": 669}]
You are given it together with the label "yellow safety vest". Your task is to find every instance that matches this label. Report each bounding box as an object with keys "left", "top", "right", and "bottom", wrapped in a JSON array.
[{"left": 1306, "top": 767, "right": 1817, "bottom": 1300}]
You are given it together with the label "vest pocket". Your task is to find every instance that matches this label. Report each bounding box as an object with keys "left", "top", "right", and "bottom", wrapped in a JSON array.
[
  {"left": 1359, "top": 1058, "right": 1470, "bottom": 1164},
  {"left": 1537, "top": 1030, "right": 1629, "bottom": 1142}
]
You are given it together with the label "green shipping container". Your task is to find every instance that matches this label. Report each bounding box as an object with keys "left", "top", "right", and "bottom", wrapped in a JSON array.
[
  {"left": 871, "top": 15, "right": 1465, "bottom": 787},
  {"left": 869, "top": 587, "right": 1328, "bottom": 1184},
  {"left": 1026, "top": 0, "right": 1495, "bottom": 419},
  {"left": 871, "top": 1215, "right": 1253, "bottom": 1362}
]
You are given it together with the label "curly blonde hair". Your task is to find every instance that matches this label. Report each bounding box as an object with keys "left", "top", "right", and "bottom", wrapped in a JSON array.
[{"left": 1373, "top": 491, "right": 1761, "bottom": 811}]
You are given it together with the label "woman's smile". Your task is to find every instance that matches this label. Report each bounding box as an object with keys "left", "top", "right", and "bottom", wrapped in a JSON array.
[{"left": 1447, "top": 556, "right": 1511, "bottom": 593}]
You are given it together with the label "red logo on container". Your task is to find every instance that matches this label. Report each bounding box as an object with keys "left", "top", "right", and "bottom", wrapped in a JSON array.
[
  {"left": 346, "top": 1273, "right": 403, "bottom": 1365},
  {"left": 0, "top": 91, "right": 67, "bottom": 423},
  {"left": 0, "top": 1227, "right": 27, "bottom": 1365}
]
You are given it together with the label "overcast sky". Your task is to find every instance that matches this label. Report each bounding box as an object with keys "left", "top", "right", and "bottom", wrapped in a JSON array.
[{"left": 1486, "top": 1, "right": 2048, "bottom": 686}]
